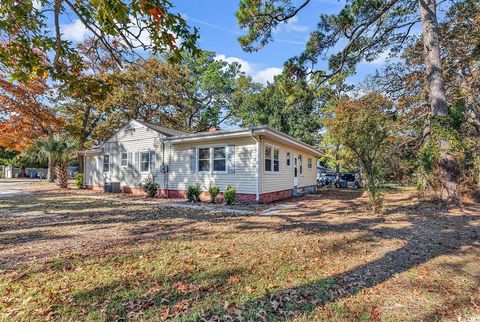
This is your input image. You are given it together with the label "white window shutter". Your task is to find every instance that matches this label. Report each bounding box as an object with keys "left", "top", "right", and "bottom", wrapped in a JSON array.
[
  {"left": 227, "top": 145, "right": 235, "bottom": 174},
  {"left": 128, "top": 152, "right": 132, "bottom": 167},
  {"left": 189, "top": 147, "right": 196, "bottom": 173},
  {"left": 136, "top": 152, "right": 140, "bottom": 170}
]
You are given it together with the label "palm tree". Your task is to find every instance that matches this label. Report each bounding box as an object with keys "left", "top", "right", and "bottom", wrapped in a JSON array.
[{"left": 34, "top": 137, "right": 77, "bottom": 188}]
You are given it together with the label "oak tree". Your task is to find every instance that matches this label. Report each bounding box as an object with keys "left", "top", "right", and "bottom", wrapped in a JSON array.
[{"left": 236, "top": 0, "right": 459, "bottom": 201}]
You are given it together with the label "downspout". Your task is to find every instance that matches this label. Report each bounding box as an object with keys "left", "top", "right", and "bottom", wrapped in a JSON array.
[
  {"left": 82, "top": 153, "right": 86, "bottom": 188},
  {"left": 250, "top": 130, "right": 260, "bottom": 203},
  {"left": 162, "top": 140, "right": 169, "bottom": 198}
]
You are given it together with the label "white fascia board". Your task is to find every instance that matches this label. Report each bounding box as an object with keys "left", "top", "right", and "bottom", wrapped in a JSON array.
[
  {"left": 165, "top": 131, "right": 251, "bottom": 143},
  {"left": 252, "top": 129, "right": 322, "bottom": 156},
  {"left": 78, "top": 148, "right": 103, "bottom": 156},
  {"left": 165, "top": 127, "right": 322, "bottom": 156}
]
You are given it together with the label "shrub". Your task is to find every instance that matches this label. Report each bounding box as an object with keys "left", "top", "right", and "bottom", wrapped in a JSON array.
[
  {"left": 186, "top": 183, "right": 202, "bottom": 202},
  {"left": 139, "top": 175, "right": 159, "bottom": 198},
  {"left": 75, "top": 172, "right": 84, "bottom": 188},
  {"left": 224, "top": 185, "right": 236, "bottom": 205},
  {"left": 208, "top": 185, "right": 220, "bottom": 203}
]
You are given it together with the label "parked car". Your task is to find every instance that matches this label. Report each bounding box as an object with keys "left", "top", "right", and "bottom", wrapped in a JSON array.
[
  {"left": 335, "top": 173, "right": 360, "bottom": 189},
  {"left": 317, "top": 172, "right": 336, "bottom": 187}
]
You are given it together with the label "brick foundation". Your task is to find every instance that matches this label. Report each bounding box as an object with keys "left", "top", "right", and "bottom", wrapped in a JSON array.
[
  {"left": 86, "top": 185, "right": 297, "bottom": 204},
  {"left": 259, "top": 189, "right": 293, "bottom": 203},
  {"left": 85, "top": 185, "right": 104, "bottom": 192}
]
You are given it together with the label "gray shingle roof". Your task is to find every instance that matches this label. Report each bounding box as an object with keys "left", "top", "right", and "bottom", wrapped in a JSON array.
[{"left": 135, "top": 120, "right": 188, "bottom": 137}]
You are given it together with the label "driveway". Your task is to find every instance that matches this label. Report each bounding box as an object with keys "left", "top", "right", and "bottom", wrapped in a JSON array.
[{"left": 0, "top": 179, "right": 39, "bottom": 198}]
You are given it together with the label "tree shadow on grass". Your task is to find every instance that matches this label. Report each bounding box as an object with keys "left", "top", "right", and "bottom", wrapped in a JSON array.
[
  {"left": 69, "top": 267, "right": 247, "bottom": 321},
  {"left": 201, "top": 202, "right": 480, "bottom": 320}
]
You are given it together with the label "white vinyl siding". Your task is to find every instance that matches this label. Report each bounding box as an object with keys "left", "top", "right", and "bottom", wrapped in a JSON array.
[
  {"left": 84, "top": 121, "right": 164, "bottom": 188},
  {"left": 260, "top": 139, "right": 317, "bottom": 194},
  {"left": 167, "top": 137, "right": 257, "bottom": 194}
]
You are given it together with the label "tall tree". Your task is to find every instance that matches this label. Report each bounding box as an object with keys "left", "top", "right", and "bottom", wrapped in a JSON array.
[
  {"left": 236, "top": 0, "right": 459, "bottom": 201},
  {"left": 0, "top": 74, "right": 62, "bottom": 151},
  {"left": 232, "top": 71, "right": 339, "bottom": 145},
  {"left": 366, "top": 0, "right": 480, "bottom": 193}
]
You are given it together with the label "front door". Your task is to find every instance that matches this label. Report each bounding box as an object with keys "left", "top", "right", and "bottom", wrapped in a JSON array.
[{"left": 293, "top": 157, "right": 298, "bottom": 187}]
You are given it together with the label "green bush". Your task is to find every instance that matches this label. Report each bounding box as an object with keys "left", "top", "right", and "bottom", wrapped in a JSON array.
[
  {"left": 139, "top": 175, "right": 159, "bottom": 198},
  {"left": 186, "top": 183, "right": 202, "bottom": 202},
  {"left": 208, "top": 185, "right": 220, "bottom": 203},
  {"left": 224, "top": 185, "right": 236, "bottom": 205},
  {"left": 75, "top": 173, "right": 84, "bottom": 188}
]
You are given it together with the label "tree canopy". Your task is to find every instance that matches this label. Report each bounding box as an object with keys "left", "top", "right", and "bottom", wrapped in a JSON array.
[{"left": 0, "top": 0, "right": 199, "bottom": 82}]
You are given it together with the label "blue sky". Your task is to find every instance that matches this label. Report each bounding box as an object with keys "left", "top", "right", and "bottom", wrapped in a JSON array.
[
  {"left": 56, "top": 0, "right": 411, "bottom": 86},
  {"left": 175, "top": 0, "right": 391, "bottom": 85}
]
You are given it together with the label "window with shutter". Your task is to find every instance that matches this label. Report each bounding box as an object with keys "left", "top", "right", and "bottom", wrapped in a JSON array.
[{"left": 140, "top": 152, "right": 150, "bottom": 172}]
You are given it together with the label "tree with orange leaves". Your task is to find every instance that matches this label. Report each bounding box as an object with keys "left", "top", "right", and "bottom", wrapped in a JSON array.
[{"left": 0, "top": 74, "right": 63, "bottom": 152}]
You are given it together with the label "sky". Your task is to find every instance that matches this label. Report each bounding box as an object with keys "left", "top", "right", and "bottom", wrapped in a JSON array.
[{"left": 56, "top": 0, "right": 402, "bottom": 86}]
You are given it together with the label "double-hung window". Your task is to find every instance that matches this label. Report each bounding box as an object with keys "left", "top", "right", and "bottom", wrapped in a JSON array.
[
  {"left": 213, "top": 147, "right": 226, "bottom": 172},
  {"left": 265, "top": 146, "right": 272, "bottom": 171},
  {"left": 140, "top": 152, "right": 150, "bottom": 172},
  {"left": 286, "top": 152, "right": 291, "bottom": 167},
  {"left": 273, "top": 148, "right": 279, "bottom": 172},
  {"left": 198, "top": 148, "right": 210, "bottom": 172},
  {"left": 103, "top": 155, "right": 110, "bottom": 173},
  {"left": 265, "top": 145, "right": 280, "bottom": 172},
  {"left": 197, "top": 147, "right": 227, "bottom": 173},
  {"left": 308, "top": 157, "right": 313, "bottom": 169},
  {"left": 121, "top": 152, "right": 128, "bottom": 167}
]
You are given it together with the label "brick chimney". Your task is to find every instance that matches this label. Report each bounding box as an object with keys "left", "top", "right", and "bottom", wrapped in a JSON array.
[{"left": 208, "top": 127, "right": 220, "bottom": 132}]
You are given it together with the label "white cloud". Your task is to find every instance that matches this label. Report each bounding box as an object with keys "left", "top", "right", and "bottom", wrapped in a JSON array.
[
  {"left": 215, "top": 54, "right": 282, "bottom": 84},
  {"left": 215, "top": 54, "right": 254, "bottom": 75},
  {"left": 254, "top": 67, "right": 283, "bottom": 84},
  {"left": 61, "top": 19, "right": 91, "bottom": 42},
  {"left": 364, "top": 51, "right": 390, "bottom": 65},
  {"left": 274, "top": 16, "right": 309, "bottom": 33}
]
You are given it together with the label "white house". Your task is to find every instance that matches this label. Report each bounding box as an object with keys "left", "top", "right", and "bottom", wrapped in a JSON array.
[{"left": 79, "top": 120, "right": 321, "bottom": 203}]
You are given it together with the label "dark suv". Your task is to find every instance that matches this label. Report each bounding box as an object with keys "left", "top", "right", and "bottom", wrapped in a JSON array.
[{"left": 335, "top": 173, "right": 360, "bottom": 189}]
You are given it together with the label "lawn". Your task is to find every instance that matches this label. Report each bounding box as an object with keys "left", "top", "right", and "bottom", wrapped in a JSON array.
[{"left": 1, "top": 181, "right": 479, "bottom": 321}]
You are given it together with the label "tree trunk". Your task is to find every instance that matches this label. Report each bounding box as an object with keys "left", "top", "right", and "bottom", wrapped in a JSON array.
[
  {"left": 20, "top": 166, "right": 26, "bottom": 178},
  {"left": 78, "top": 141, "right": 85, "bottom": 174},
  {"left": 334, "top": 145, "right": 341, "bottom": 187},
  {"left": 55, "top": 161, "right": 68, "bottom": 189},
  {"left": 47, "top": 156, "right": 55, "bottom": 182},
  {"left": 419, "top": 0, "right": 459, "bottom": 201}
]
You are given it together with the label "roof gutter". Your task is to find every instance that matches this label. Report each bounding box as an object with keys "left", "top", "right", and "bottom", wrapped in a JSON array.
[{"left": 165, "top": 128, "right": 321, "bottom": 156}]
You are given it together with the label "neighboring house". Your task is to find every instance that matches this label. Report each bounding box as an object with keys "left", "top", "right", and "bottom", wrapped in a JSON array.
[{"left": 79, "top": 120, "right": 321, "bottom": 203}]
